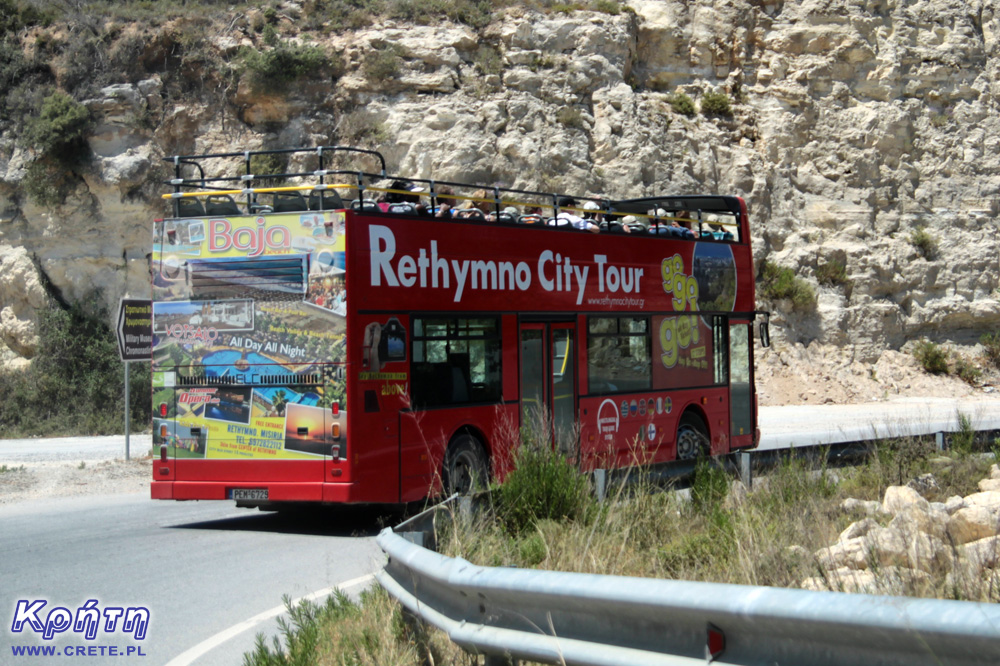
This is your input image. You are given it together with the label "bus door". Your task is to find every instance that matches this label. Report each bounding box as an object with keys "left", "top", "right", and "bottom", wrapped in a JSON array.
[
  {"left": 519, "top": 322, "right": 577, "bottom": 450},
  {"left": 729, "top": 320, "right": 754, "bottom": 448}
]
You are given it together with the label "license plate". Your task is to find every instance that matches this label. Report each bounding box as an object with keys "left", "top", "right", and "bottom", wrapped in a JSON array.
[{"left": 231, "top": 488, "right": 268, "bottom": 501}]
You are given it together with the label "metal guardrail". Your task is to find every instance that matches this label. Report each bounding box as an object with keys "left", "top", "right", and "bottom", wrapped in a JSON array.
[{"left": 377, "top": 506, "right": 1000, "bottom": 666}]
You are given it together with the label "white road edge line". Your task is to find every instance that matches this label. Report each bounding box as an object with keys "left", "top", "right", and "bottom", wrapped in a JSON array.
[{"left": 164, "top": 573, "right": 376, "bottom": 666}]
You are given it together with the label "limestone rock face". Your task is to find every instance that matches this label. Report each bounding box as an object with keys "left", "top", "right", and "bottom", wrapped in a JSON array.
[
  {"left": 0, "top": 2, "right": 999, "bottom": 386},
  {"left": 0, "top": 245, "right": 47, "bottom": 357}
]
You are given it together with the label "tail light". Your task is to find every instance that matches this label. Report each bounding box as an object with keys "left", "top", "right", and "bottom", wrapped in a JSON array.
[
  {"left": 160, "top": 403, "right": 167, "bottom": 417},
  {"left": 332, "top": 423, "right": 341, "bottom": 440},
  {"left": 331, "top": 401, "right": 339, "bottom": 416},
  {"left": 331, "top": 444, "right": 340, "bottom": 459},
  {"left": 160, "top": 445, "right": 167, "bottom": 462},
  {"left": 159, "top": 424, "right": 168, "bottom": 439}
]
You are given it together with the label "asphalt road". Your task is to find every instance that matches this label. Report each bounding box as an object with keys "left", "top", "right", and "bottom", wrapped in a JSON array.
[
  {"left": 758, "top": 396, "right": 1000, "bottom": 450},
  {"left": 1, "top": 493, "right": 385, "bottom": 665}
]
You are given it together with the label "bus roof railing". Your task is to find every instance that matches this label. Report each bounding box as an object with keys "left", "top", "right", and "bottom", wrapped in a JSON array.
[{"left": 161, "top": 146, "right": 745, "bottom": 237}]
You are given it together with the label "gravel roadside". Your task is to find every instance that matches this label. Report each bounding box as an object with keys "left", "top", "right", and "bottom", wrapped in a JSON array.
[{"left": 0, "top": 435, "right": 153, "bottom": 506}]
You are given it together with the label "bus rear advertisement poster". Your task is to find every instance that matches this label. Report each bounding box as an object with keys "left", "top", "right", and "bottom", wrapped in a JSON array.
[{"left": 152, "top": 211, "right": 349, "bottom": 464}]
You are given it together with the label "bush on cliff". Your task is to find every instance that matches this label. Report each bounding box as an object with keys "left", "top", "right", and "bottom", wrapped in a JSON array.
[{"left": 0, "top": 301, "right": 150, "bottom": 437}]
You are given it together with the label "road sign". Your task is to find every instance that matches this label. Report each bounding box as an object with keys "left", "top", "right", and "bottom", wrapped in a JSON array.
[{"left": 116, "top": 298, "right": 152, "bottom": 362}]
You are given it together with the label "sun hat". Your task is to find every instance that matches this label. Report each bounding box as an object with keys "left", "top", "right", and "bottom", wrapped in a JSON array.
[{"left": 583, "top": 200, "right": 601, "bottom": 211}]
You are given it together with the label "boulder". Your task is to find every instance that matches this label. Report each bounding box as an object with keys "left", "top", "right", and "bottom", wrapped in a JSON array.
[
  {"left": 883, "top": 486, "right": 929, "bottom": 515},
  {"left": 907, "top": 473, "right": 940, "bottom": 498},
  {"left": 960, "top": 536, "right": 1000, "bottom": 572},
  {"left": 840, "top": 498, "right": 884, "bottom": 516},
  {"left": 948, "top": 506, "right": 998, "bottom": 545},
  {"left": 964, "top": 491, "right": 1000, "bottom": 516},
  {"left": 839, "top": 518, "right": 879, "bottom": 542},
  {"left": 890, "top": 503, "right": 949, "bottom": 541},
  {"left": 944, "top": 495, "right": 966, "bottom": 515}
]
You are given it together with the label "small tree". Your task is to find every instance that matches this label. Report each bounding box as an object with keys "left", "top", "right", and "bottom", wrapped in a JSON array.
[
  {"left": 670, "top": 93, "right": 695, "bottom": 117},
  {"left": 24, "top": 90, "right": 91, "bottom": 162},
  {"left": 700, "top": 91, "right": 732, "bottom": 117}
]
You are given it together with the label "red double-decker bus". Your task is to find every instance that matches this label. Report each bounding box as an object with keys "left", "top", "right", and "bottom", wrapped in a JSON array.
[{"left": 150, "top": 146, "right": 767, "bottom": 507}]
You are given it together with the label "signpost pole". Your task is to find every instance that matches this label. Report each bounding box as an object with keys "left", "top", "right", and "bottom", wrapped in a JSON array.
[
  {"left": 116, "top": 297, "right": 152, "bottom": 463},
  {"left": 125, "top": 361, "right": 130, "bottom": 461}
]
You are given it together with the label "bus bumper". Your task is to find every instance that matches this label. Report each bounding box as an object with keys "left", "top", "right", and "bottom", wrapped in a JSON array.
[{"left": 151, "top": 481, "right": 364, "bottom": 503}]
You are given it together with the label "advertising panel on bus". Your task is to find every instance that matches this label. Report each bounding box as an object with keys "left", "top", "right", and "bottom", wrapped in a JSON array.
[
  {"left": 151, "top": 211, "right": 348, "bottom": 462},
  {"left": 356, "top": 218, "right": 751, "bottom": 314}
]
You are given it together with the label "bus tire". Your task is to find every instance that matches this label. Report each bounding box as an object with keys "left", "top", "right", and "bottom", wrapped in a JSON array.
[
  {"left": 676, "top": 412, "right": 709, "bottom": 460},
  {"left": 444, "top": 435, "right": 487, "bottom": 495}
]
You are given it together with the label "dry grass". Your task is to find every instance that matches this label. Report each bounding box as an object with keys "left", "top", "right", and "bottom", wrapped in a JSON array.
[{"left": 248, "top": 436, "right": 1000, "bottom": 665}]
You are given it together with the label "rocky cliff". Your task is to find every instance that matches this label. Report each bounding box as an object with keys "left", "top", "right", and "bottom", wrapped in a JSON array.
[{"left": 0, "top": 0, "right": 998, "bottom": 402}]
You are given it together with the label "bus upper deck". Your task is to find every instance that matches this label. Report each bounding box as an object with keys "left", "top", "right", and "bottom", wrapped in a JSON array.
[{"left": 161, "top": 146, "right": 748, "bottom": 243}]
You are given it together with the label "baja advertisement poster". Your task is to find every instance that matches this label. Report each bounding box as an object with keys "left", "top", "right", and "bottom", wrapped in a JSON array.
[{"left": 151, "top": 211, "right": 347, "bottom": 460}]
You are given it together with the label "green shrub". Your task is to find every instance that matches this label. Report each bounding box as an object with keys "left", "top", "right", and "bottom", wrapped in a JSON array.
[
  {"left": 930, "top": 112, "right": 949, "bottom": 128},
  {"left": 336, "top": 109, "right": 388, "bottom": 146},
  {"left": 495, "top": 439, "right": 593, "bottom": 535},
  {"left": 913, "top": 339, "right": 948, "bottom": 375},
  {"left": 362, "top": 43, "right": 403, "bottom": 81},
  {"left": 473, "top": 43, "right": 503, "bottom": 76},
  {"left": 690, "top": 457, "right": 729, "bottom": 513},
  {"left": 701, "top": 90, "right": 732, "bottom": 116},
  {"left": 518, "top": 532, "right": 547, "bottom": 565},
  {"left": 670, "top": 93, "right": 695, "bottom": 117},
  {"left": 249, "top": 152, "right": 289, "bottom": 180},
  {"left": 385, "top": 0, "right": 496, "bottom": 28},
  {"left": 238, "top": 39, "right": 333, "bottom": 89},
  {"left": 23, "top": 159, "right": 77, "bottom": 207},
  {"left": 23, "top": 90, "right": 91, "bottom": 162},
  {"left": 758, "top": 261, "right": 816, "bottom": 311},
  {"left": 910, "top": 226, "right": 937, "bottom": 259},
  {"left": 0, "top": 300, "right": 151, "bottom": 437},
  {"left": 816, "top": 259, "right": 849, "bottom": 287},
  {"left": 980, "top": 332, "right": 1000, "bottom": 368},
  {"left": 556, "top": 106, "right": 585, "bottom": 129},
  {"left": 591, "top": 0, "right": 620, "bottom": 14},
  {"left": 953, "top": 354, "right": 981, "bottom": 385},
  {"left": 952, "top": 412, "right": 975, "bottom": 456}
]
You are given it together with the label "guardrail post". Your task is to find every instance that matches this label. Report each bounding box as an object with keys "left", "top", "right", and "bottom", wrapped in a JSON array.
[
  {"left": 737, "top": 451, "right": 752, "bottom": 488},
  {"left": 593, "top": 468, "right": 607, "bottom": 503},
  {"left": 936, "top": 431, "right": 945, "bottom": 451}
]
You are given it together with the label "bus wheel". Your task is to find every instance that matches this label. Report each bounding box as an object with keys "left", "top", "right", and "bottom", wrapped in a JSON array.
[
  {"left": 444, "top": 435, "right": 487, "bottom": 495},
  {"left": 676, "top": 413, "right": 709, "bottom": 460}
]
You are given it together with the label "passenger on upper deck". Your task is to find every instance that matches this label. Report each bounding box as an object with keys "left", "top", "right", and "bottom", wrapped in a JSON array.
[
  {"left": 671, "top": 210, "right": 697, "bottom": 239},
  {"left": 520, "top": 205, "right": 544, "bottom": 224},
  {"left": 583, "top": 200, "right": 604, "bottom": 224},
  {"left": 490, "top": 206, "right": 520, "bottom": 223},
  {"left": 456, "top": 189, "right": 491, "bottom": 220},
  {"left": 549, "top": 197, "right": 599, "bottom": 233},
  {"left": 379, "top": 180, "right": 422, "bottom": 212},
  {"left": 621, "top": 215, "right": 646, "bottom": 234},
  {"left": 434, "top": 186, "right": 457, "bottom": 218}
]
